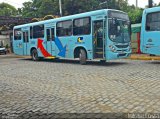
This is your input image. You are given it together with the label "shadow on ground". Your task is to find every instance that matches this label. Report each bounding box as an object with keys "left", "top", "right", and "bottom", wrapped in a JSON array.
[
  {"left": 19, "top": 58, "right": 128, "bottom": 67},
  {"left": 145, "top": 61, "right": 160, "bottom": 65}
]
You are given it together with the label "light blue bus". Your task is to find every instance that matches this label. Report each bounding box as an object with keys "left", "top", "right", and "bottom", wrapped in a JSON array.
[
  {"left": 141, "top": 7, "right": 160, "bottom": 56},
  {"left": 13, "top": 9, "right": 131, "bottom": 64}
]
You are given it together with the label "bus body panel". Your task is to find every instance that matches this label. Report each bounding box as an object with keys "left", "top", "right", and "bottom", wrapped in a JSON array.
[
  {"left": 72, "top": 35, "right": 93, "bottom": 59},
  {"left": 140, "top": 10, "right": 145, "bottom": 53},
  {"left": 106, "top": 38, "right": 131, "bottom": 60},
  {"left": 141, "top": 7, "right": 160, "bottom": 55},
  {"left": 13, "top": 9, "right": 131, "bottom": 61},
  {"left": 56, "top": 35, "right": 93, "bottom": 59},
  {"left": 30, "top": 39, "right": 43, "bottom": 57},
  {"left": 13, "top": 37, "right": 23, "bottom": 55}
]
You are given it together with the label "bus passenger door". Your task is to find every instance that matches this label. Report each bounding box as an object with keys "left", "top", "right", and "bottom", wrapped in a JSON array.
[
  {"left": 13, "top": 29, "right": 23, "bottom": 55},
  {"left": 22, "top": 31, "right": 29, "bottom": 55},
  {"left": 93, "top": 20, "right": 105, "bottom": 59},
  {"left": 46, "top": 27, "right": 55, "bottom": 56}
]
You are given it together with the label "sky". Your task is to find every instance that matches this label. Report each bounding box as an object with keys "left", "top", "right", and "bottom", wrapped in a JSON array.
[
  {"left": 0, "top": 0, "right": 31, "bottom": 8},
  {"left": 128, "top": 0, "right": 160, "bottom": 8},
  {"left": 0, "top": 0, "right": 160, "bottom": 9}
]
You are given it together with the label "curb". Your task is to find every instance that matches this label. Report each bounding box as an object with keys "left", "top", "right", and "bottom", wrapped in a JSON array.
[
  {"left": 13, "top": 56, "right": 31, "bottom": 58},
  {"left": 129, "top": 55, "right": 160, "bottom": 60},
  {"left": 0, "top": 54, "right": 30, "bottom": 59}
]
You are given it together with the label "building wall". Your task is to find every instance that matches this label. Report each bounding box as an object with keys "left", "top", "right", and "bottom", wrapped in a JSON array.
[{"left": 0, "top": 35, "right": 10, "bottom": 47}]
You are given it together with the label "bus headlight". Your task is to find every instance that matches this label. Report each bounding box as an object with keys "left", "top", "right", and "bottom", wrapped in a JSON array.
[
  {"left": 128, "top": 42, "right": 132, "bottom": 51},
  {"left": 127, "top": 48, "right": 131, "bottom": 52},
  {"left": 110, "top": 35, "right": 116, "bottom": 41},
  {"left": 109, "top": 45, "right": 116, "bottom": 52}
]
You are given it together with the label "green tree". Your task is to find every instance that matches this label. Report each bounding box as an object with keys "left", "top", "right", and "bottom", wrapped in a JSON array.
[
  {"left": 22, "top": 1, "right": 36, "bottom": 17},
  {"left": 20, "top": 0, "right": 143, "bottom": 24},
  {"left": 128, "top": 8, "right": 143, "bottom": 23},
  {"left": 22, "top": 0, "right": 59, "bottom": 17},
  {"left": 38, "top": 0, "right": 59, "bottom": 17},
  {"left": 0, "top": 2, "right": 17, "bottom": 16},
  {"left": 62, "top": 0, "right": 99, "bottom": 15}
]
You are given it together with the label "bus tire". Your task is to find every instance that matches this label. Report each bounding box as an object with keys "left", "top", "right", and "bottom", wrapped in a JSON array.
[
  {"left": 31, "top": 49, "right": 39, "bottom": 61},
  {"left": 79, "top": 49, "right": 87, "bottom": 65},
  {"left": 100, "top": 60, "right": 106, "bottom": 63}
]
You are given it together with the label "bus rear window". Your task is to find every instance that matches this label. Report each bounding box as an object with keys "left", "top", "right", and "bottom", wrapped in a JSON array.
[
  {"left": 146, "top": 12, "right": 160, "bottom": 31},
  {"left": 14, "top": 29, "right": 21, "bottom": 40},
  {"left": 33, "top": 25, "right": 44, "bottom": 38}
]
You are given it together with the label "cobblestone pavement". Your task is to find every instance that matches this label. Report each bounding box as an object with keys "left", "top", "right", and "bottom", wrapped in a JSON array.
[{"left": 0, "top": 55, "right": 160, "bottom": 118}]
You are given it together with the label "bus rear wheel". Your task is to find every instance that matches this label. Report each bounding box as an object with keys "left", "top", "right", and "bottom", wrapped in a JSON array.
[
  {"left": 31, "top": 49, "right": 39, "bottom": 61},
  {"left": 79, "top": 49, "right": 87, "bottom": 65}
]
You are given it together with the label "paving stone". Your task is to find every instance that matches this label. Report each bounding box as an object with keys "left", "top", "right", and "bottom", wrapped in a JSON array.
[{"left": 0, "top": 56, "right": 160, "bottom": 118}]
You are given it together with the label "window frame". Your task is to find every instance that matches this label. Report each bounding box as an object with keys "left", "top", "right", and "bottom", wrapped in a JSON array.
[
  {"left": 30, "top": 26, "right": 33, "bottom": 39},
  {"left": 23, "top": 31, "right": 29, "bottom": 43},
  {"left": 73, "top": 17, "right": 91, "bottom": 36},
  {"left": 46, "top": 29, "right": 51, "bottom": 41},
  {"left": 146, "top": 11, "right": 160, "bottom": 32},
  {"left": 56, "top": 20, "right": 72, "bottom": 37},
  {"left": 14, "top": 28, "right": 22, "bottom": 40},
  {"left": 51, "top": 28, "right": 55, "bottom": 41},
  {"left": 33, "top": 24, "right": 44, "bottom": 39}
]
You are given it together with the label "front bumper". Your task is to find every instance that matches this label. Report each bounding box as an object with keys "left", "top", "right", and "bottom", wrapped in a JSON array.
[{"left": 106, "top": 50, "right": 132, "bottom": 60}]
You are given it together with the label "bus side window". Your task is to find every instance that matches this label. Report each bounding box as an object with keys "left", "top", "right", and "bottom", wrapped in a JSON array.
[
  {"left": 33, "top": 25, "right": 44, "bottom": 38},
  {"left": 23, "top": 32, "right": 29, "bottom": 43},
  {"left": 73, "top": 17, "right": 91, "bottom": 35},
  {"left": 46, "top": 29, "right": 50, "bottom": 41},
  {"left": 14, "top": 29, "right": 21, "bottom": 40},
  {"left": 56, "top": 20, "right": 72, "bottom": 37},
  {"left": 51, "top": 28, "right": 55, "bottom": 40},
  {"left": 30, "top": 27, "right": 33, "bottom": 39}
]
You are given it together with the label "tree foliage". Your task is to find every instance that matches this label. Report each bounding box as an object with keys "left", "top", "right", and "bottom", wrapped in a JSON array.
[
  {"left": 20, "top": 0, "right": 145, "bottom": 23},
  {"left": 128, "top": 8, "right": 143, "bottom": 23},
  {"left": 0, "top": 2, "right": 17, "bottom": 16},
  {"left": 2, "top": 0, "right": 160, "bottom": 24},
  {"left": 21, "top": 1, "right": 36, "bottom": 17}
]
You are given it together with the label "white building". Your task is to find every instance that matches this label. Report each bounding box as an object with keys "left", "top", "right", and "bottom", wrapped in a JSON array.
[{"left": 0, "top": 30, "right": 12, "bottom": 47}]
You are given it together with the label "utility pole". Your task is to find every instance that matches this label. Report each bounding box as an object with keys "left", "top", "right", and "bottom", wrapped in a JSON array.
[
  {"left": 59, "top": 0, "right": 62, "bottom": 16},
  {"left": 148, "top": 0, "right": 153, "bottom": 8},
  {"left": 136, "top": 0, "right": 138, "bottom": 7}
]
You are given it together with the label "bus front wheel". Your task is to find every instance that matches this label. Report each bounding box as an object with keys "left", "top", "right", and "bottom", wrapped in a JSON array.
[
  {"left": 31, "top": 49, "right": 39, "bottom": 61},
  {"left": 79, "top": 49, "right": 87, "bottom": 65}
]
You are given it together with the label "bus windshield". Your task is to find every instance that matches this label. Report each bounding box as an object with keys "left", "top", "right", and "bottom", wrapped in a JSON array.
[
  {"left": 108, "top": 11, "right": 130, "bottom": 43},
  {"left": 108, "top": 19, "right": 130, "bottom": 43}
]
